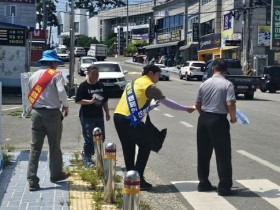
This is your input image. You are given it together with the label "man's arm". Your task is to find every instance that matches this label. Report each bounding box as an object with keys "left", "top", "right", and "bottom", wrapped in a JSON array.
[
  {"left": 102, "top": 101, "right": 110, "bottom": 121},
  {"left": 227, "top": 101, "right": 237, "bottom": 123}
]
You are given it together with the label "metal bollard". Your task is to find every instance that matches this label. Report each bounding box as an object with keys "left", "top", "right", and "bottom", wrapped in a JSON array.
[
  {"left": 123, "top": 170, "right": 140, "bottom": 210},
  {"left": 93, "top": 127, "right": 104, "bottom": 176},
  {"left": 103, "top": 143, "right": 116, "bottom": 203}
]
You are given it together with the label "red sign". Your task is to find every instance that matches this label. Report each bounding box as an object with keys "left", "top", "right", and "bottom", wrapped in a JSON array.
[
  {"left": 0, "top": 0, "right": 35, "bottom": 3},
  {"left": 32, "top": 29, "right": 48, "bottom": 40}
]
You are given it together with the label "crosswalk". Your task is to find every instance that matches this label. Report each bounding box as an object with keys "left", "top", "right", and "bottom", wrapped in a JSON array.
[{"left": 172, "top": 179, "right": 280, "bottom": 210}]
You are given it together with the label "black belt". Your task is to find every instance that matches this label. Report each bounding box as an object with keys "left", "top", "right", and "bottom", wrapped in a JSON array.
[{"left": 201, "top": 111, "right": 227, "bottom": 117}]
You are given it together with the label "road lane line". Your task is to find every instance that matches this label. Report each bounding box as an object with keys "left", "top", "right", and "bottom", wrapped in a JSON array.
[
  {"left": 172, "top": 181, "right": 237, "bottom": 210},
  {"left": 237, "top": 179, "right": 280, "bottom": 209},
  {"left": 236, "top": 150, "right": 280, "bottom": 173},
  {"left": 2, "top": 106, "right": 22, "bottom": 111},
  {"left": 180, "top": 121, "right": 194, "bottom": 128},
  {"left": 164, "top": 113, "right": 174, "bottom": 118},
  {"left": 154, "top": 108, "right": 160, "bottom": 111}
]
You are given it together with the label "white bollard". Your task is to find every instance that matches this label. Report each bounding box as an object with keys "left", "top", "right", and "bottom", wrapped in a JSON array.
[
  {"left": 103, "top": 143, "right": 116, "bottom": 203},
  {"left": 123, "top": 170, "right": 140, "bottom": 210}
]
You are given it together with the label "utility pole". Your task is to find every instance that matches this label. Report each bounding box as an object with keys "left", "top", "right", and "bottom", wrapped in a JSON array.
[
  {"left": 126, "top": 0, "right": 128, "bottom": 49},
  {"left": 69, "top": 0, "right": 75, "bottom": 96},
  {"left": 43, "top": 0, "right": 47, "bottom": 50},
  {"left": 243, "top": 0, "right": 252, "bottom": 71}
]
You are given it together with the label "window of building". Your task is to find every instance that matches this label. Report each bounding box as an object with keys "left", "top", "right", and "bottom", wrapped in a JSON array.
[
  {"left": 200, "top": 19, "right": 215, "bottom": 36},
  {"left": 5, "top": 5, "right": 16, "bottom": 16},
  {"left": 201, "top": 0, "right": 213, "bottom": 5},
  {"left": 156, "top": 13, "right": 184, "bottom": 33},
  {"left": 74, "top": 22, "right": 79, "bottom": 33}
]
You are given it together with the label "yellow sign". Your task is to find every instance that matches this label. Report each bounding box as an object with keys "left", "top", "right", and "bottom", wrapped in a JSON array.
[{"left": 221, "top": 29, "right": 239, "bottom": 50}]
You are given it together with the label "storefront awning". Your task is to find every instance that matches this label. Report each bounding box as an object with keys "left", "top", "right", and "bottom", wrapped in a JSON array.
[
  {"left": 179, "top": 42, "right": 198, "bottom": 50},
  {"left": 143, "top": 41, "right": 179, "bottom": 50}
]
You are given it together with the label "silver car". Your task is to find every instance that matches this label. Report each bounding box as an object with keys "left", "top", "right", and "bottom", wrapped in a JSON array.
[
  {"left": 77, "top": 56, "right": 97, "bottom": 76},
  {"left": 74, "top": 47, "right": 86, "bottom": 57}
]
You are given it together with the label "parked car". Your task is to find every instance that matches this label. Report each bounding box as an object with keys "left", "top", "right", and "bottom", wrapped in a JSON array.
[
  {"left": 179, "top": 61, "right": 206, "bottom": 81},
  {"left": 55, "top": 48, "right": 69, "bottom": 62},
  {"left": 260, "top": 66, "right": 280, "bottom": 93},
  {"left": 74, "top": 47, "right": 86, "bottom": 57},
  {"left": 154, "top": 64, "right": 170, "bottom": 81},
  {"left": 77, "top": 56, "right": 97, "bottom": 75},
  {"left": 92, "top": 61, "right": 128, "bottom": 97}
]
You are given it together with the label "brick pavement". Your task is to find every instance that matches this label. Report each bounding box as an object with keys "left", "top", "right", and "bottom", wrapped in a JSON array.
[{"left": 0, "top": 151, "right": 71, "bottom": 210}]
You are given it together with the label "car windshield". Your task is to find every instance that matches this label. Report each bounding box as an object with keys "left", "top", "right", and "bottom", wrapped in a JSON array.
[
  {"left": 192, "top": 63, "right": 206, "bottom": 67},
  {"left": 93, "top": 64, "right": 121, "bottom": 72},
  {"left": 82, "top": 58, "right": 96, "bottom": 63},
  {"left": 57, "top": 49, "right": 67, "bottom": 54},
  {"left": 76, "top": 47, "right": 84, "bottom": 51}
]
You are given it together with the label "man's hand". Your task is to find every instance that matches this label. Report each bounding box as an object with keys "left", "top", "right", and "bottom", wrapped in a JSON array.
[
  {"left": 186, "top": 105, "right": 196, "bottom": 113},
  {"left": 106, "top": 113, "right": 110, "bottom": 121},
  {"left": 230, "top": 117, "right": 237, "bottom": 123},
  {"left": 62, "top": 106, "right": 69, "bottom": 117}
]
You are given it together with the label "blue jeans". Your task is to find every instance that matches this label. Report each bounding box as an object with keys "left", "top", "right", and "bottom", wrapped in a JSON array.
[{"left": 80, "top": 116, "right": 105, "bottom": 163}]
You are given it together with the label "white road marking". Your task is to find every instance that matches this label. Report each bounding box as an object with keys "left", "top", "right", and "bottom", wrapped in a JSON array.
[
  {"left": 154, "top": 108, "right": 160, "bottom": 111},
  {"left": 236, "top": 150, "right": 280, "bottom": 173},
  {"left": 180, "top": 121, "right": 194, "bottom": 128},
  {"left": 128, "top": 72, "right": 141, "bottom": 74},
  {"left": 172, "top": 181, "right": 237, "bottom": 210},
  {"left": 237, "top": 179, "right": 280, "bottom": 209},
  {"left": 2, "top": 106, "right": 21, "bottom": 111},
  {"left": 164, "top": 113, "right": 174, "bottom": 118}
]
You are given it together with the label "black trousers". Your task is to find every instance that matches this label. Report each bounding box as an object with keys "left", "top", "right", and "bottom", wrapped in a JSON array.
[
  {"left": 197, "top": 112, "right": 233, "bottom": 189},
  {"left": 113, "top": 113, "right": 151, "bottom": 178}
]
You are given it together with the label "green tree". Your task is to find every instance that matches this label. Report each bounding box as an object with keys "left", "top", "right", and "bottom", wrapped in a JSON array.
[
  {"left": 77, "top": 36, "right": 100, "bottom": 47},
  {"left": 36, "top": 0, "right": 59, "bottom": 29},
  {"left": 69, "top": 0, "right": 126, "bottom": 16}
]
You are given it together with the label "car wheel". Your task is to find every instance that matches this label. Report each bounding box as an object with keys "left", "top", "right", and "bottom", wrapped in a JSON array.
[
  {"left": 179, "top": 71, "right": 183, "bottom": 79},
  {"left": 166, "top": 77, "right": 169, "bottom": 81},
  {"left": 268, "top": 89, "right": 276, "bottom": 93},
  {"left": 244, "top": 92, "right": 254, "bottom": 100},
  {"left": 186, "top": 73, "right": 190, "bottom": 81}
]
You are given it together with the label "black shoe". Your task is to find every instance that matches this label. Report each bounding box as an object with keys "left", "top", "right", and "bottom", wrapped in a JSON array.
[
  {"left": 29, "top": 182, "right": 40, "bottom": 191},
  {"left": 50, "top": 172, "right": 70, "bottom": 183},
  {"left": 197, "top": 184, "right": 217, "bottom": 192},
  {"left": 140, "top": 178, "right": 153, "bottom": 190},
  {"left": 218, "top": 188, "right": 238, "bottom": 196}
]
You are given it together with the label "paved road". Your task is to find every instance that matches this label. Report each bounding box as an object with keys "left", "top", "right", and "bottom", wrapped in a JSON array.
[{"left": 2, "top": 57, "right": 280, "bottom": 209}]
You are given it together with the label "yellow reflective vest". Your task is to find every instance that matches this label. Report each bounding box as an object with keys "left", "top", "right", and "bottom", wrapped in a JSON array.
[{"left": 114, "top": 75, "right": 154, "bottom": 117}]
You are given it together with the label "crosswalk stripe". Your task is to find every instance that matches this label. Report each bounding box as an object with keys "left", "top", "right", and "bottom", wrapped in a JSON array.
[
  {"left": 172, "top": 181, "right": 237, "bottom": 210},
  {"left": 164, "top": 113, "right": 174, "bottom": 117},
  {"left": 236, "top": 179, "right": 280, "bottom": 209}
]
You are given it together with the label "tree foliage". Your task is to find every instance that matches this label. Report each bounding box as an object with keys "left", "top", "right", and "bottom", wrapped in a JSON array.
[
  {"left": 69, "top": 0, "right": 126, "bottom": 16},
  {"left": 36, "top": 0, "right": 59, "bottom": 29}
]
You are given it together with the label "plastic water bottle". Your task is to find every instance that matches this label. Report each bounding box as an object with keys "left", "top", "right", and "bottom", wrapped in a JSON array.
[{"left": 236, "top": 109, "right": 250, "bottom": 125}]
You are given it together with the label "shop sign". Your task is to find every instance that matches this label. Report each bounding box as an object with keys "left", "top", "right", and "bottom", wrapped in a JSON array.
[
  {"left": 193, "top": 23, "right": 199, "bottom": 42},
  {"left": 0, "top": 0, "right": 35, "bottom": 3},
  {"left": 199, "top": 33, "right": 221, "bottom": 50},
  {"left": 157, "top": 31, "right": 181, "bottom": 44},
  {"left": 271, "top": 0, "right": 280, "bottom": 50},
  {"left": 32, "top": 29, "right": 48, "bottom": 40},
  {"left": 224, "top": 13, "right": 232, "bottom": 30},
  {"left": 0, "top": 28, "right": 26, "bottom": 46},
  {"left": 258, "top": 26, "right": 271, "bottom": 46}
]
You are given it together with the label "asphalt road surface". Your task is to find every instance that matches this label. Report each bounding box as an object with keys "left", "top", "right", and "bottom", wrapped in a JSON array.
[{"left": 2, "top": 57, "right": 280, "bottom": 210}]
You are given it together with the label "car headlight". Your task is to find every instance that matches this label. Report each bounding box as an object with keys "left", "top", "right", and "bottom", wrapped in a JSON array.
[{"left": 118, "top": 77, "right": 126, "bottom": 82}]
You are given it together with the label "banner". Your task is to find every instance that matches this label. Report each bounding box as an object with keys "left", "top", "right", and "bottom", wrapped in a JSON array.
[
  {"left": 270, "top": 0, "right": 280, "bottom": 50},
  {"left": 258, "top": 26, "right": 271, "bottom": 46}
]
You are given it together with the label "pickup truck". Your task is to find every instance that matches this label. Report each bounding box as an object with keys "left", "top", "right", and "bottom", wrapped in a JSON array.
[{"left": 203, "top": 59, "right": 262, "bottom": 99}]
